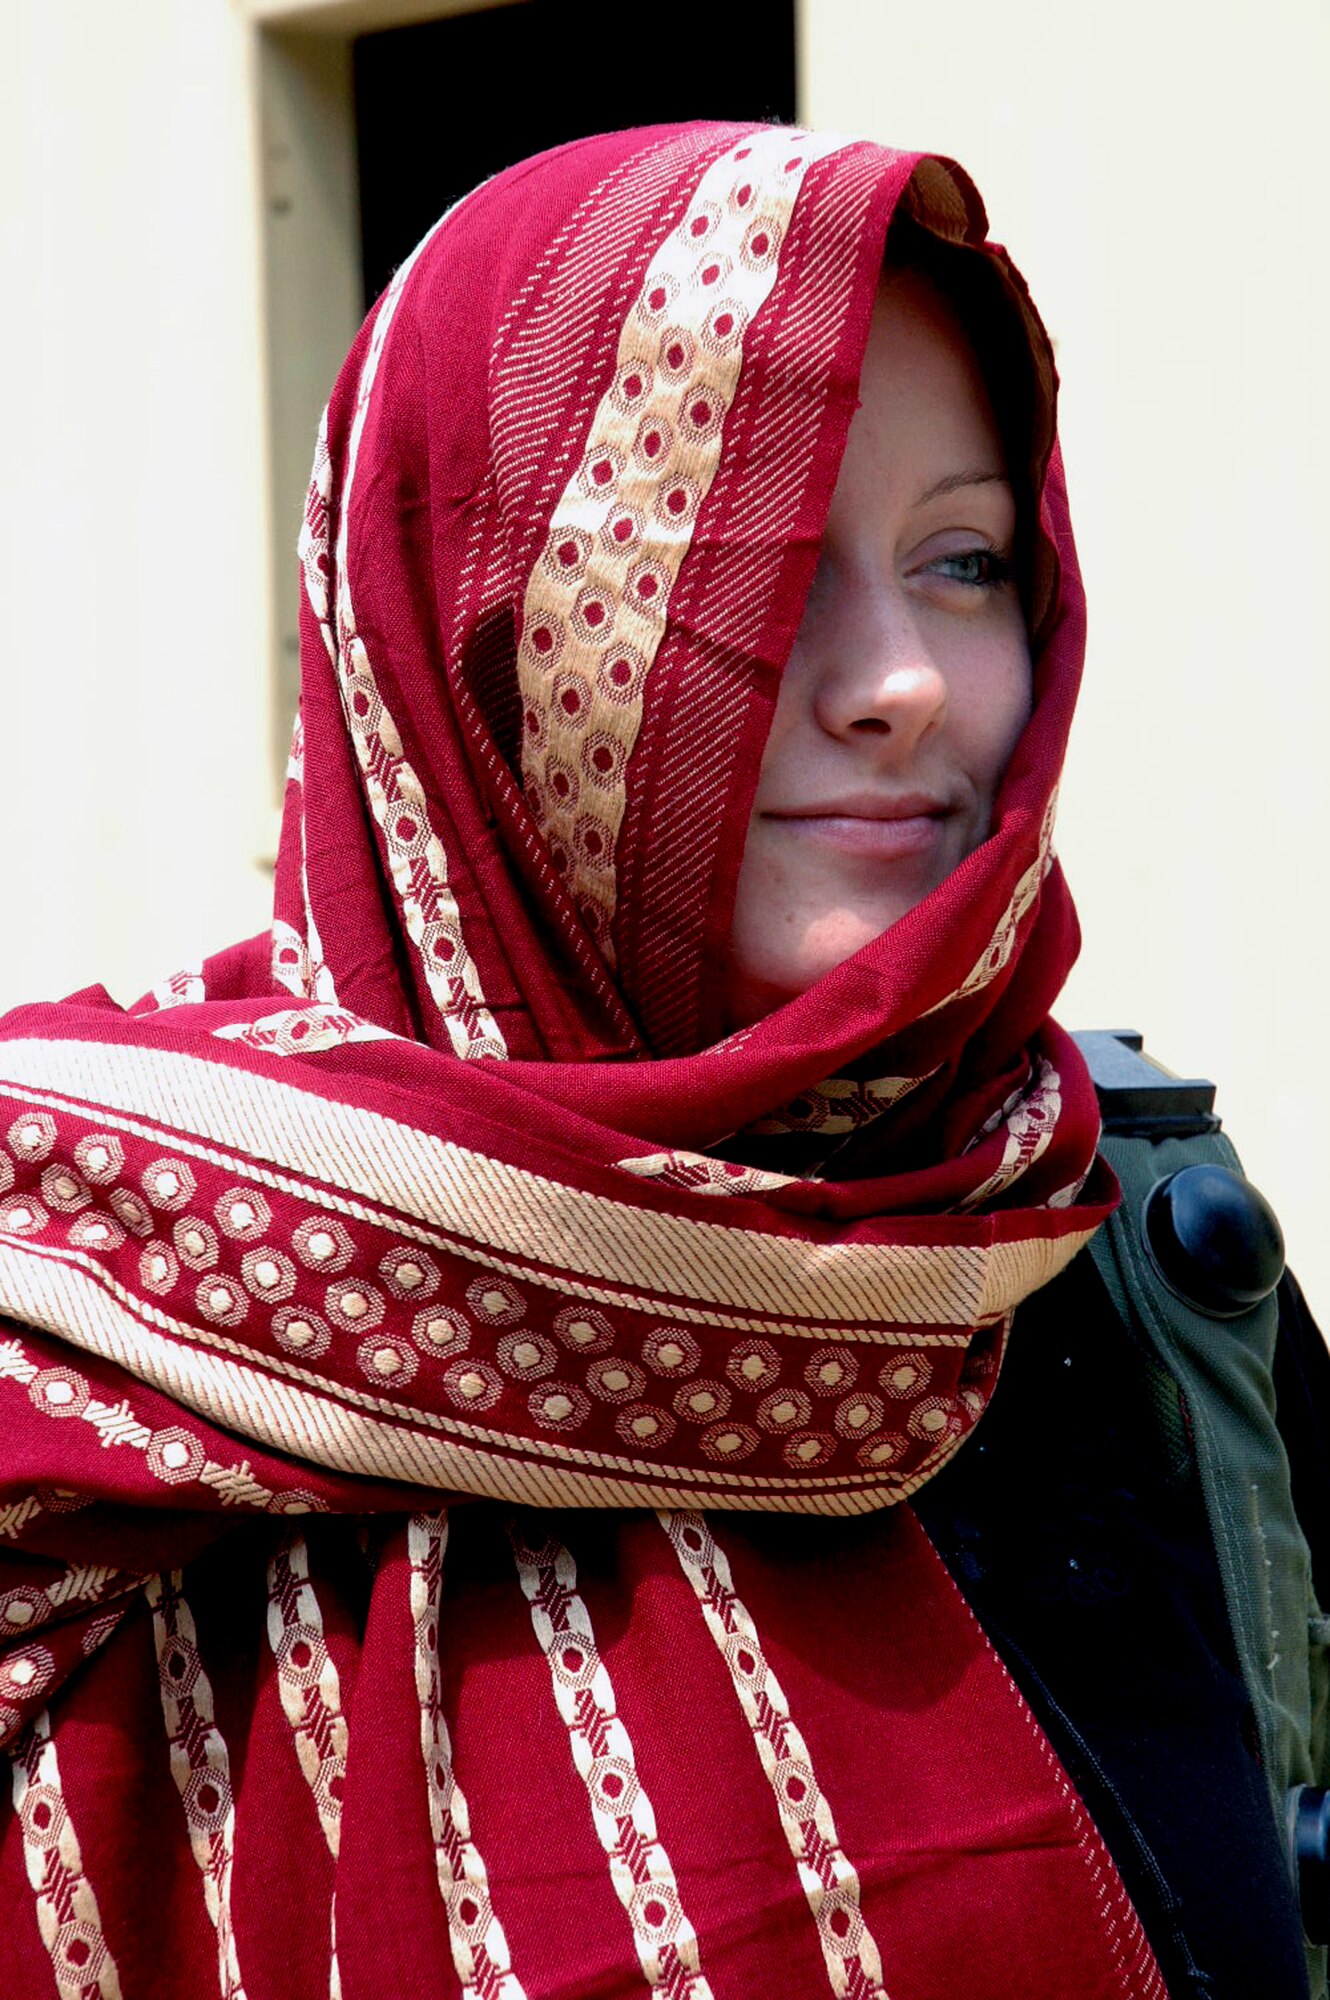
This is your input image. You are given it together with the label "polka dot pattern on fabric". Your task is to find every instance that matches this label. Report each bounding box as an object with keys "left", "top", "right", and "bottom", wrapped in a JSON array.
[
  {"left": 40, "top": 1166, "right": 90, "bottom": 1214},
  {"left": 0, "top": 1095, "right": 992, "bottom": 1502}
]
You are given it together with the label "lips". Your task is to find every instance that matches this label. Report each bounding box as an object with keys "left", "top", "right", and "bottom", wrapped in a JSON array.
[
  {"left": 761, "top": 793, "right": 954, "bottom": 861},
  {"left": 768, "top": 791, "right": 951, "bottom": 824}
]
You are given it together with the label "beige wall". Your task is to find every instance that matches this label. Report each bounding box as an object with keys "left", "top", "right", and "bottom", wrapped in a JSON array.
[
  {"left": 1, "top": 1, "right": 276, "bottom": 1007},
  {"left": 803, "top": 0, "right": 1330, "bottom": 1309},
  {"left": 2, "top": 1, "right": 1326, "bottom": 1305}
]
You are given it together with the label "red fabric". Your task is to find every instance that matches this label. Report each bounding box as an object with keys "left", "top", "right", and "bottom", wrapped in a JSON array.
[
  {"left": 0, "top": 123, "right": 1110, "bottom": 1515},
  {"left": 1, "top": 1506, "right": 1165, "bottom": 2000},
  {"left": 0, "top": 124, "right": 1165, "bottom": 1996}
]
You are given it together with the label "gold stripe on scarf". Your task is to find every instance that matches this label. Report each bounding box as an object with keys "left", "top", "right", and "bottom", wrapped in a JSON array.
[
  {"left": 512, "top": 1519, "right": 713, "bottom": 1993},
  {"left": 9, "top": 1707, "right": 124, "bottom": 2000},
  {"left": 328, "top": 197, "right": 507, "bottom": 1060},
  {"left": 661, "top": 1511, "right": 889, "bottom": 1998},
  {"left": 0, "top": 1043, "right": 1092, "bottom": 1332},
  {"left": 409, "top": 1512, "right": 526, "bottom": 1997},
  {"left": 518, "top": 127, "right": 852, "bottom": 958},
  {"left": 4, "top": 1239, "right": 1000, "bottom": 1515},
  {"left": 147, "top": 1573, "right": 245, "bottom": 2000}
]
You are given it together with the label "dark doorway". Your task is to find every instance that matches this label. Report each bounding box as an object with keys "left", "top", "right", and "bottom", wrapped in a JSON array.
[{"left": 353, "top": 0, "right": 798, "bottom": 308}]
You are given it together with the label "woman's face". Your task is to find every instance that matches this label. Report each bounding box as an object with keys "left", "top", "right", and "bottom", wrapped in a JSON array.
[{"left": 723, "top": 266, "right": 1032, "bottom": 1028}]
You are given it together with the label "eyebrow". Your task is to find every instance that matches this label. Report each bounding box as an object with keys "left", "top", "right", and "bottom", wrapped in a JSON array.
[{"left": 915, "top": 469, "right": 1012, "bottom": 505}]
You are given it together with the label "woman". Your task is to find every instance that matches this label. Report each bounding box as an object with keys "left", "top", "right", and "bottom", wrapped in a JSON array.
[{"left": 0, "top": 121, "right": 1318, "bottom": 1998}]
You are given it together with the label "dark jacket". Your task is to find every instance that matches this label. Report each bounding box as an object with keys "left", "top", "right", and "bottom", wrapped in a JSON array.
[{"left": 918, "top": 1242, "right": 1328, "bottom": 2000}]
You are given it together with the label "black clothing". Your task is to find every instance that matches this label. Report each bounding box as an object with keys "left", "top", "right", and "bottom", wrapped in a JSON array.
[{"left": 917, "top": 1249, "right": 1313, "bottom": 2000}]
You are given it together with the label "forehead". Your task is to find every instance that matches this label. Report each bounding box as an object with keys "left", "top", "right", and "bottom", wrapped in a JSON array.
[{"left": 836, "top": 268, "right": 1011, "bottom": 494}]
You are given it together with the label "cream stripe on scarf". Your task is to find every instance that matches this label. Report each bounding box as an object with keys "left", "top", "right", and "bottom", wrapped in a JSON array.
[
  {"left": 215, "top": 1009, "right": 397, "bottom": 1058},
  {"left": 0, "top": 1043, "right": 1092, "bottom": 1330},
  {"left": 409, "top": 1512, "right": 527, "bottom": 2000},
  {"left": 517, "top": 127, "right": 852, "bottom": 959},
  {"left": 9, "top": 1707, "right": 123, "bottom": 1999},
  {"left": 266, "top": 1535, "right": 346, "bottom": 1997},
  {"left": 329, "top": 195, "right": 505, "bottom": 1061},
  {"left": 926, "top": 790, "right": 1059, "bottom": 1021},
  {"left": 511, "top": 1520, "right": 713, "bottom": 1998},
  {"left": 271, "top": 709, "right": 339, "bottom": 1008},
  {"left": 0, "top": 1331, "right": 303, "bottom": 1514},
  {"left": 660, "top": 1512, "right": 891, "bottom": 2000},
  {"left": 0, "top": 1494, "right": 44, "bottom": 1541},
  {"left": 147, "top": 1573, "right": 246, "bottom": 2000},
  {"left": 956, "top": 1059, "right": 1062, "bottom": 1214},
  {"left": 0, "top": 1559, "right": 134, "bottom": 1637},
  {"left": 0, "top": 1250, "right": 979, "bottom": 1516},
  {"left": 150, "top": 963, "right": 206, "bottom": 1012},
  {"left": 299, "top": 410, "right": 336, "bottom": 665}
]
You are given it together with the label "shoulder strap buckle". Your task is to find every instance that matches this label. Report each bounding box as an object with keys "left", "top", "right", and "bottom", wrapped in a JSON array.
[{"left": 1072, "top": 1029, "right": 1220, "bottom": 1140}]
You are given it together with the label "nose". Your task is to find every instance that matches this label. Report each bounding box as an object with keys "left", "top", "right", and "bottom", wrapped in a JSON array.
[{"left": 808, "top": 574, "right": 948, "bottom": 755}]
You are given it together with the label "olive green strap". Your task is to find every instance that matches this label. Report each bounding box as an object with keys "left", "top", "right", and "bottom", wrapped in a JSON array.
[
  {"left": 1091, "top": 1132, "right": 1319, "bottom": 1816},
  {"left": 1091, "top": 1132, "right": 1327, "bottom": 1993}
]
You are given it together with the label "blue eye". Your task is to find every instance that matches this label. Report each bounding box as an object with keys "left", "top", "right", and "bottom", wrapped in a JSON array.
[{"left": 927, "top": 548, "right": 1013, "bottom": 589}]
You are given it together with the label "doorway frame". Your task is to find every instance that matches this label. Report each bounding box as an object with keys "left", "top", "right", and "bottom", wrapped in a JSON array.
[{"left": 239, "top": 0, "right": 524, "bottom": 789}]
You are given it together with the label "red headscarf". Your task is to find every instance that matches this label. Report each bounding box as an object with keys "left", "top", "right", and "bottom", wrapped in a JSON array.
[
  {"left": 1, "top": 122, "right": 1107, "bottom": 1519},
  {"left": 0, "top": 125, "right": 1164, "bottom": 2000}
]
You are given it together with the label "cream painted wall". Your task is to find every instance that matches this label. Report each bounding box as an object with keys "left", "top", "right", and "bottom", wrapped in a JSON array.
[
  {"left": 0, "top": 1, "right": 274, "bottom": 1009},
  {"left": 802, "top": 0, "right": 1330, "bottom": 1310},
  {"left": 2, "top": 3, "right": 1326, "bottom": 1306}
]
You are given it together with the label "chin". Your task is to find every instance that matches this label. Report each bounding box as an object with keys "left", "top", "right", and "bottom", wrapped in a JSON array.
[
  {"left": 724, "top": 898, "right": 931, "bottom": 1027},
  {"left": 802, "top": 913, "right": 907, "bottom": 977}
]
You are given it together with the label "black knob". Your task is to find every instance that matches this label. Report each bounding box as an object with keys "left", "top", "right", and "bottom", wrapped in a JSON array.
[
  {"left": 1143, "top": 1163, "right": 1285, "bottom": 1318},
  {"left": 1290, "top": 1786, "right": 1330, "bottom": 1944}
]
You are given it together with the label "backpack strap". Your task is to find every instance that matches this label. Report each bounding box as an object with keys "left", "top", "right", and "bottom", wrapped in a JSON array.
[{"left": 1075, "top": 1031, "right": 1329, "bottom": 1982}]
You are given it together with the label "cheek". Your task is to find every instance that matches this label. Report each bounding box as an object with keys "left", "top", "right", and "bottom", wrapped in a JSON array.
[
  {"left": 748, "top": 656, "right": 809, "bottom": 806},
  {"left": 954, "top": 630, "right": 1032, "bottom": 791},
  {"left": 724, "top": 809, "right": 844, "bottom": 1024}
]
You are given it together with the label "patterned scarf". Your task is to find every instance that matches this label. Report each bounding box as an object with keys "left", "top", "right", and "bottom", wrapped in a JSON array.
[
  {"left": 0, "top": 122, "right": 1107, "bottom": 1521},
  {"left": 0, "top": 125, "right": 1165, "bottom": 2000}
]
